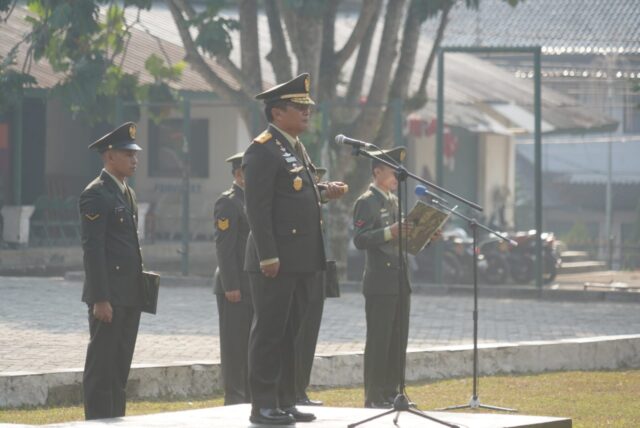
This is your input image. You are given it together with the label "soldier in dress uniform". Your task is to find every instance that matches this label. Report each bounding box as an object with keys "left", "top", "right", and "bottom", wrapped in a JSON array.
[
  {"left": 243, "top": 73, "right": 348, "bottom": 425},
  {"left": 352, "top": 147, "right": 414, "bottom": 409},
  {"left": 213, "top": 152, "right": 253, "bottom": 405},
  {"left": 79, "top": 122, "right": 144, "bottom": 420}
]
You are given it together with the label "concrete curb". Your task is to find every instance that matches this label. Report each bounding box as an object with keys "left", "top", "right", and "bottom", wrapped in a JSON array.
[
  {"left": 2, "top": 335, "right": 639, "bottom": 408},
  {"left": 60, "top": 272, "right": 640, "bottom": 302}
]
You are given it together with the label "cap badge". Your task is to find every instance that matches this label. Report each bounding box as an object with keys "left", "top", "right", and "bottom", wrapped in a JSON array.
[
  {"left": 293, "top": 176, "right": 303, "bottom": 191},
  {"left": 129, "top": 124, "right": 137, "bottom": 139},
  {"left": 304, "top": 76, "right": 310, "bottom": 92}
]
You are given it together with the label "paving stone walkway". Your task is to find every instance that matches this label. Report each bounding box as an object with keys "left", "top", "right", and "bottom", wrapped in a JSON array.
[{"left": 1, "top": 276, "right": 639, "bottom": 375}]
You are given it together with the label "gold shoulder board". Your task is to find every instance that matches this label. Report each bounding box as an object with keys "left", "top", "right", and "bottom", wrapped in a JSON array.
[{"left": 254, "top": 131, "right": 272, "bottom": 144}]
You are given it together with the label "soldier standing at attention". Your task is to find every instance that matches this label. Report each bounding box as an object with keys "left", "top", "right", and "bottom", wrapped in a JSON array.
[
  {"left": 80, "top": 122, "right": 144, "bottom": 420},
  {"left": 352, "top": 147, "right": 414, "bottom": 409},
  {"left": 243, "top": 73, "right": 347, "bottom": 425},
  {"left": 213, "top": 152, "right": 253, "bottom": 405}
]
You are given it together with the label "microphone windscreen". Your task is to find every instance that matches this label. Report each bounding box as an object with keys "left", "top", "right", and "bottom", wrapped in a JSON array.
[{"left": 415, "top": 185, "right": 428, "bottom": 196}]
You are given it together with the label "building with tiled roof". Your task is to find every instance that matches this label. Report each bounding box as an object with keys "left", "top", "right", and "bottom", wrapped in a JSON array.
[{"left": 433, "top": 0, "right": 640, "bottom": 264}]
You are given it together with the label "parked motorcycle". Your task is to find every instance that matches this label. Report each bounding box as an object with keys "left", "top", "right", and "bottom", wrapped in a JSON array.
[
  {"left": 412, "top": 227, "right": 486, "bottom": 284},
  {"left": 480, "top": 230, "right": 561, "bottom": 285}
]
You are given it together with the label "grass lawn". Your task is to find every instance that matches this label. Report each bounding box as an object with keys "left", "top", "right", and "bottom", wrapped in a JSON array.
[{"left": 1, "top": 370, "right": 638, "bottom": 427}]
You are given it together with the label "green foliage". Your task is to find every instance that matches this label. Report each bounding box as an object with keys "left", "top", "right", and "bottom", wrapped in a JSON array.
[
  {"left": 0, "top": 48, "right": 37, "bottom": 113},
  {"left": 560, "top": 220, "right": 595, "bottom": 248},
  {"left": 190, "top": 2, "right": 238, "bottom": 58},
  {"left": 144, "top": 54, "right": 185, "bottom": 83},
  {"left": 10, "top": 1, "right": 184, "bottom": 124}
]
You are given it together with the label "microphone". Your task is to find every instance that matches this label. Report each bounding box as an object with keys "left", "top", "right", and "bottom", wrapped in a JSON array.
[
  {"left": 415, "top": 185, "right": 448, "bottom": 205},
  {"left": 335, "top": 134, "right": 374, "bottom": 150}
]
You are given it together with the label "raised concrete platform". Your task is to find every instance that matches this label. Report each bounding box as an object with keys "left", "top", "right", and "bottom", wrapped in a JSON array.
[
  {"left": 2, "top": 335, "right": 639, "bottom": 408},
  {"left": 2, "top": 404, "right": 572, "bottom": 427}
]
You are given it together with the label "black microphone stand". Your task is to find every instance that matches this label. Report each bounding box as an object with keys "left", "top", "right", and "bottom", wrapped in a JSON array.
[
  {"left": 418, "top": 192, "right": 517, "bottom": 413},
  {"left": 347, "top": 147, "right": 459, "bottom": 428}
]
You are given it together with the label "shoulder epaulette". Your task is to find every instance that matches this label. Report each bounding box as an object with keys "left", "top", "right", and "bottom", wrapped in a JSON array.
[
  {"left": 222, "top": 188, "right": 234, "bottom": 197},
  {"left": 85, "top": 178, "right": 104, "bottom": 191},
  {"left": 253, "top": 131, "right": 272, "bottom": 144}
]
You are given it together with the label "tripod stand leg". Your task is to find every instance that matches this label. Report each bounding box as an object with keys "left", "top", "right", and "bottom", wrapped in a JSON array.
[
  {"left": 347, "top": 409, "right": 395, "bottom": 428},
  {"left": 438, "top": 395, "right": 517, "bottom": 412},
  {"left": 478, "top": 403, "right": 517, "bottom": 412}
]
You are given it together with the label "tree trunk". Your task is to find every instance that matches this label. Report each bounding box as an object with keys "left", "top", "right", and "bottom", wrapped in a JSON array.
[
  {"left": 239, "top": 0, "right": 262, "bottom": 92},
  {"left": 374, "top": 0, "right": 426, "bottom": 147},
  {"left": 351, "top": 0, "right": 408, "bottom": 142},
  {"left": 264, "top": 0, "right": 292, "bottom": 84}
]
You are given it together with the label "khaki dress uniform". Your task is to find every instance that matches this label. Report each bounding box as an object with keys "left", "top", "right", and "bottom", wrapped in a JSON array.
[
  {"left": 352, "top": 147, "right": 411, "bottom": 407},
  {"left": 80, "top": 122, "right": 144, "bottom": 420},
  {"left": 214, "top": 167, "right": 253, "bottom": 405}
]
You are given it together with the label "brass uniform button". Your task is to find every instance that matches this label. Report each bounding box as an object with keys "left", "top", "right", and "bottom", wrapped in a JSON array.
[
  {"left": 386, "top": 262, "right": 391, "bottom": 267},
  {"left": 120, "top": 218, "right": 124, "bottom": 223},
  {"left": 116, "top": 265, "right": 120, "bottom": 270},
  {"left": 292, "top": 229, "right": 297, "bottom": 234}
]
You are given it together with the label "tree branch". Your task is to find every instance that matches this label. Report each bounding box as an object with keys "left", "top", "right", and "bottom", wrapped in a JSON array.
[
  {"left": 351, "top": 0, "right": 408, "bottom": 141},
  {"left": 264, "top": 0, "right": 292, "bottom": 84},
  {"left": 239, "top": 0, "right": 262, "bottom": 91},
  {"left": 375, "top": 0, "right": 425, "bottom": 145},
  {"left": 335, "top": 0, "right": 382, "bottom": 70},
  {"left": 165, "top": 0, "right": 250, "bottom": 104},
  {"left": 344, "top": 10, "right": 377, "bottom": 105},
  {"left": 413, "top": 2, "right": 452, "bottom": 103},
  {"left": 317, "top": 0, "right": 339, "bottom": 103}
]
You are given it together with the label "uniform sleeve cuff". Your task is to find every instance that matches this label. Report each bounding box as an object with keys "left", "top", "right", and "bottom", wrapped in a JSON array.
[{"left": 260, "top": 258, "right": 280, "bottom": 267}]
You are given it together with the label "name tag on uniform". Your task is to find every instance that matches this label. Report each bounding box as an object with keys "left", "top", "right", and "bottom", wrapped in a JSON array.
[{"left": 114, "top": 206, "right": 126, "bottom": 214}]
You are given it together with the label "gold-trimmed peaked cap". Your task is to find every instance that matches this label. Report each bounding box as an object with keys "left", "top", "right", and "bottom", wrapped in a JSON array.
[
  {"left": 369, "top": 146, "right": 406, "bottom": 168},
  {"left": 225, "top": 151, "right": 244, "bottom": 171},
  {"left": 88, "top": 122, "right": 141, "bottom": 153},
  {"left": 255, "top": 73, "right": 315, "bottom": 105}
]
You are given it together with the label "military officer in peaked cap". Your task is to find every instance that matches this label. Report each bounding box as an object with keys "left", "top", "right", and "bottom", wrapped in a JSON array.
[
  {"left": 243, "top": 73, "right": 348, "bottom": 425},
  {"left": 213, "top": 152, "right": 253, "bottom": 405},
  {"left": 352, "top": 147, "right": 415, "bottom": 409},
  {"left": 79, "top": 122, "right": 145, "bottom": 420}
]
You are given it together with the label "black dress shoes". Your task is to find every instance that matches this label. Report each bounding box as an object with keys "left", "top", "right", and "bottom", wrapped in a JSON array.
[
  {"left": 282, "top": 406, "right": 317, "bottom": 422},
  {"left": 249, "top": 407, "right": 295, "bottom": 425},
  {"left": 296, "top": 396, "right": 324, "bottom": 406},
  {"left": 364, "top": 400, "right": 393, "bottom": 409}
]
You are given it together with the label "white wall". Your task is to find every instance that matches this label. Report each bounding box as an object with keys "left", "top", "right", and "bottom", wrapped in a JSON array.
[
  {"left": 478, "top": 133, "right": 515, "bottom": 227},
  {"left": 134, "top": 102, "right": 250, "bottom": 239},
  {"left": 410, "top": 132, "right": 515, "bottom": 228}
]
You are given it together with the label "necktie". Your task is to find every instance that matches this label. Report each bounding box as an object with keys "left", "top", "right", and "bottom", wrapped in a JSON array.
[
  {"left": 293, "top": 138, "right": 305, "bottom": 161},
  {"left": 125, "top": 186, "right": 134, "bottom": 211}
]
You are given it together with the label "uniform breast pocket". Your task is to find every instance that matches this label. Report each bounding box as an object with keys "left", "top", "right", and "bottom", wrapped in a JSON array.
[{"left": 112, "top": 206, "right": 134, "bottom": 228}]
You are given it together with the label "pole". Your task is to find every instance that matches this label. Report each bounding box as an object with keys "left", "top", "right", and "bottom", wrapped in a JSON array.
[
  {"left": 181, "top": 98, "right": 191, "bottom": 276},
  {"left": 435, "top": 50, "right": 445, "bottom": 285},
  {"left": 12, "top": 97, "right": 23, "bottom": 205},
  {"left": 533, "top": 47, "right": 543, "bottom": 290}
]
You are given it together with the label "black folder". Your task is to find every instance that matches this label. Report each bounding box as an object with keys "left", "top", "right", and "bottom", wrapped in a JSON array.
[{"left": 140, "top": 271, "right": 160, "bottom": 314}]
